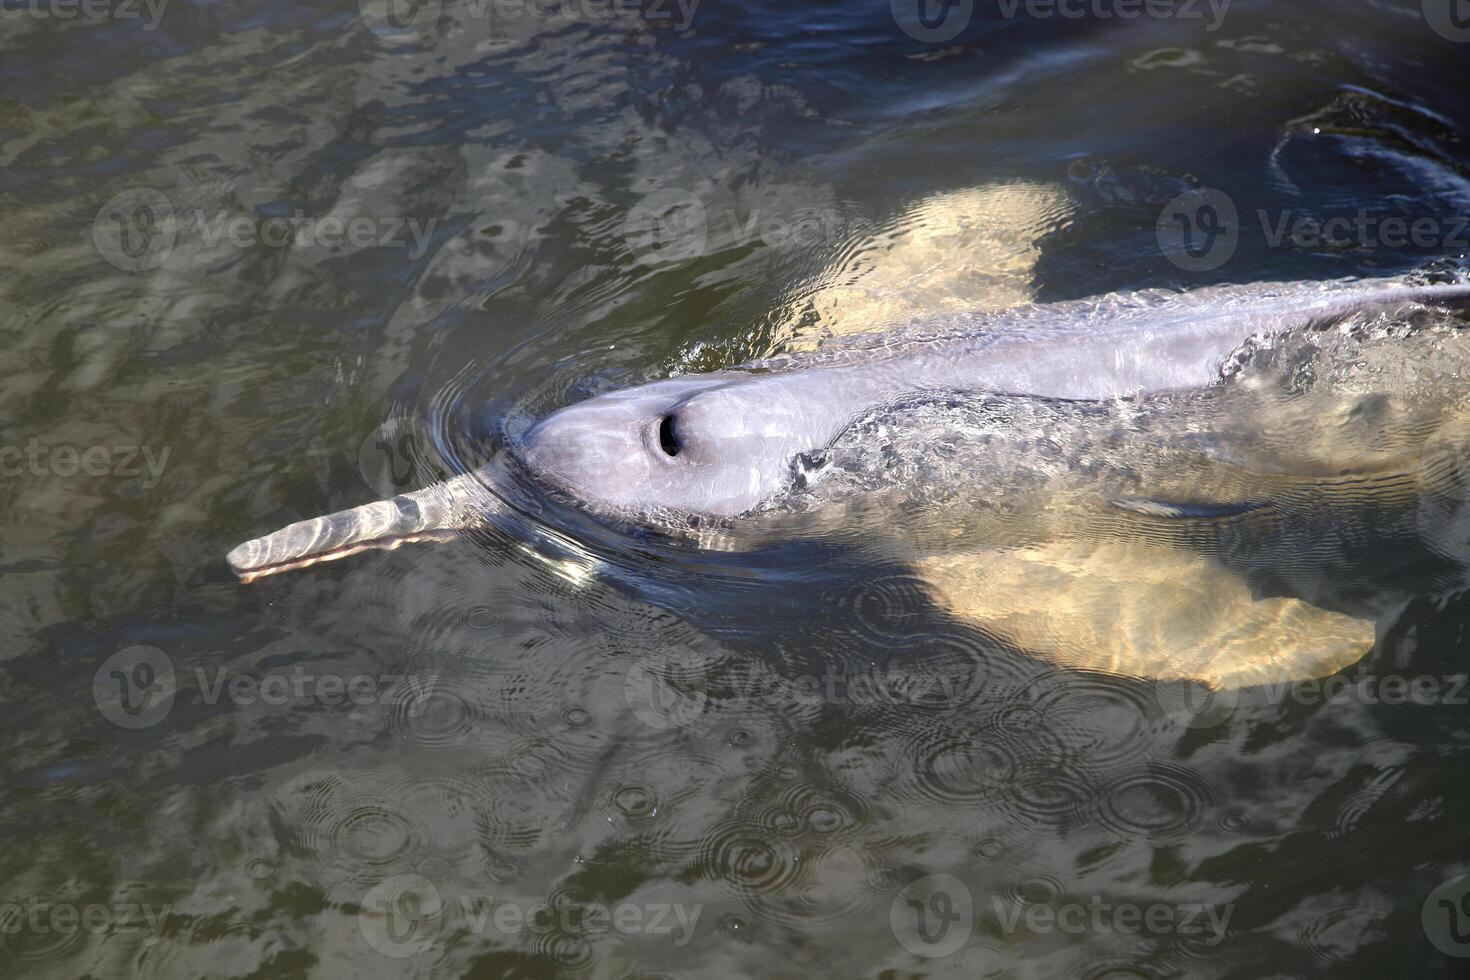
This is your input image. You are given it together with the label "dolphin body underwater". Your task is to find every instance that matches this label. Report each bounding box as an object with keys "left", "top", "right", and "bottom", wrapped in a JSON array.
[{"left": 228, "top": 184, "right": 1470, "bottom": 690}]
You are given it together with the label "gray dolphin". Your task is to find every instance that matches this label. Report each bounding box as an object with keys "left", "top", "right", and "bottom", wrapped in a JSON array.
[
  {"left": 227, "top": 274, "right": 1470, "bottom": 686},
  {"left": 230, "top": 276, "right": 1470, "bottom": 570}
]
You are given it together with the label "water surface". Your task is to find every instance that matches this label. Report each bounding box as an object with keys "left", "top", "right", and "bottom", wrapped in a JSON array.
[{"left": 4, "top": 0, "right": 1470, "bottom": 976}]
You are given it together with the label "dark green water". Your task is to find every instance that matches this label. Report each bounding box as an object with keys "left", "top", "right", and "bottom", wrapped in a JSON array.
[{"left": 4, "top": 0, "right": 1470, "bottom": 976}]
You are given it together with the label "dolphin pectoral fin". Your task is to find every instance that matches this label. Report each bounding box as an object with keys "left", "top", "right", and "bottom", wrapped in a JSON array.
[
  {"left": 912, "top": 541, "right": 1376, "bottom": 691},
  {"left": 227, "top": 472, "right": 489, "bottom": 583}
]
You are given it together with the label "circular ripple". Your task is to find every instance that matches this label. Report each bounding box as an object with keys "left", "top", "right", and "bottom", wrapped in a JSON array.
[
  {"left": 999, "top": 873, "right": 1065, "bottom": 910},
  {"left": 462, "top": 606, "right": 499, "bottom": 630},
  {"left": 1097, "top": 764, "right": 1214, "bottom": 840},
  {"left": 911, "top": 633, "right": 1037, "bottom": 707},
  {"left": 474, "top": 781, "right": 558, "bottom": 853},
  {"left": 747, "top": 844, "right": 876, "bottom": 933},
  {"left": 1069, "top": 958, "right": 1165, "bottom": 980},
  {"left": 720, "top": 915, "right": 750, "bottom": 939},
  {"left": 909, "top": 732, "right": 1021, "bottom": 805},
  {"left": 0, "top": 902, "right": 89, "bottom": 964},
  {"left": 972, "top": 838, "right": 1006, "bottom": 860},
  {"left": 476, "top": 847, "right": 522, "bottom": 884},
  {"left": 560, "top": 705, "right": 592, "bottom": 728},
  {"left": 834, "top": 573, "right": 931, "bottom": 644},
  {"left": 698, "top": 825, "right": 804, "bottom": 898},
  {"left": 1001, "top": 762, "right": 1096, "bottom": 827},
  {"left": 1216, "top": 809, "right": 1251, "bottom": 834},
  {"left": 611, "top": 784, "right": 657, "bottom": 818},
  {"left": 1025, "top": 671, "right": 1158, "bottom": 768},
  {"left": 527, "top": 931, "right": 596, "bottom": 971},
  {"left": 775, "top": 783, "right": 871, "bottom": 837},
  {"left": 1297, "top": 898, "right": 1389, "bottom": 965},
  {"left": 278, "top": 769, "right": 425, "bottom": 884},
  {"left": 332, "top": 806, "right": 416, "bottom": 865},
  {"left": 390, "top": 686, "right": 478, "bottom": 747}
]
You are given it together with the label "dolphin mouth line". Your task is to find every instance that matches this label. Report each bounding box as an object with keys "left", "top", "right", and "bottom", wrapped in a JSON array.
[{"left": 231, "top": 529, "right": 464, "bottom": 583}]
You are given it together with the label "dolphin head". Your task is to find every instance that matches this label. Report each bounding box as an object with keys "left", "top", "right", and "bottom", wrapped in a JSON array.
[
  {"left": 515, "top": 371, "right": 839, "bottom": 522},
  {"left": 226, "top": 367, "right": 852, "bottom": 582}
]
